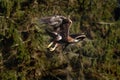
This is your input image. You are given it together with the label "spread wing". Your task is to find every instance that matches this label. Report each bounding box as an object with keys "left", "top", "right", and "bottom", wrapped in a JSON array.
[{"left": 40, "top": 15, "right": 67, "bottom": 27}]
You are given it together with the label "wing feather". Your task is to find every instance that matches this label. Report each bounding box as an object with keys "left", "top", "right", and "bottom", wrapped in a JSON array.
[{"left": 40, "top": 15, "right": 66, "bottom": 27}]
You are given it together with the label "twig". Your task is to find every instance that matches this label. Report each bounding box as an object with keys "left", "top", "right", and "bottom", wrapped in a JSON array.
[{"left": 95, "top": 22, "right": 115, "bottom": 25}]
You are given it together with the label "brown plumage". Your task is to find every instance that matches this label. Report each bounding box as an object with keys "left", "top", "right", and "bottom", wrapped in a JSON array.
[
  {"left": 46, "top": 29, "right": 86, "bottom": 51},
  {"left": 40, "top": 15, "right": 86, "bottom": 51}
]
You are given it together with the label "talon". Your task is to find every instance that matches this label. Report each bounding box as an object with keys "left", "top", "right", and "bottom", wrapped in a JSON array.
[
  {"left": 50, "top": 47, "right": 55, "bottom": 51},
  {"left": 49, "top": 43, "right": 58, "bottom": 51},
  {"left": 47, "top": 42, "right": 53, "bottom": 48}
]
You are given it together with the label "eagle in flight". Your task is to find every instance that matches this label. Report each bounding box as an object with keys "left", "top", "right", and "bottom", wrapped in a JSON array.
[{"left": 40, "top": 15, "right": 86, "bottom": 51}]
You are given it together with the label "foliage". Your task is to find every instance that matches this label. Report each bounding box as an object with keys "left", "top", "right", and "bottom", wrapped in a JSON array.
[{"left": 0, "top": 0, "right": 120, "bottom": 80}]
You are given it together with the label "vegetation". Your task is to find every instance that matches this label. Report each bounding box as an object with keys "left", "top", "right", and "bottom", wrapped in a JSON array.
[{"left": 0, "top": 0, "right": 120, "bottom": 80}]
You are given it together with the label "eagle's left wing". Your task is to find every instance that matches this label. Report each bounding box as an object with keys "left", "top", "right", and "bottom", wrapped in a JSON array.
[{"left": 40, "top": 15, "right": 67, "bottom": 27}]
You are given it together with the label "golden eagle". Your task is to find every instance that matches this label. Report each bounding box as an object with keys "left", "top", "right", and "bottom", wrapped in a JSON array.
[{"left": 40, "top": 15, "right": 86, "bottom": 51}]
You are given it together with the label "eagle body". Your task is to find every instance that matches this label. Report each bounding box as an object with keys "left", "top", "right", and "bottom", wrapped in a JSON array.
[{"left": 40, "top": 15, "right": 86, "bottom": 51}]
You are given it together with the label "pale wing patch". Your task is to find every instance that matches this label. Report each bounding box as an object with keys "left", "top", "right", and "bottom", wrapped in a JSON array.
[{"left": 40, "top": 15, "right": 64, "bottom": 27}]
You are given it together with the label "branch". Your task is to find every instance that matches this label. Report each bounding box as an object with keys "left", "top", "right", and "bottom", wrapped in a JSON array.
[{"left": 95, "top": 22, "right": 115, "bottom": 25}]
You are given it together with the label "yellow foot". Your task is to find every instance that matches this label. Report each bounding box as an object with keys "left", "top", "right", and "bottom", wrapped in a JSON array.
[
  {"left": 49, "top": 43, "right": 58, "bottom": 51},
  {"left": 50, "top": 47, "right": 55, "bottom": 51},
  {"left": 47, "top": 42, "right": 53, "bottom": 48}
]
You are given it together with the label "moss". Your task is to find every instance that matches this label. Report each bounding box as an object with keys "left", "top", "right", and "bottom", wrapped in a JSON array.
[
  {"left": 1, "top": 70, "right": 17, "bottom": 80},
  {"left": 0, "top": 0, "right": 120, "bottom": 80}
]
